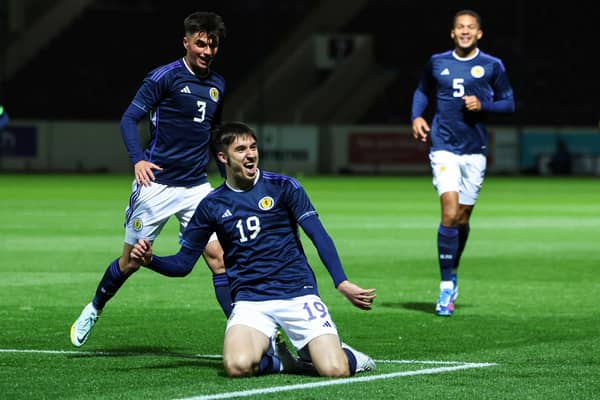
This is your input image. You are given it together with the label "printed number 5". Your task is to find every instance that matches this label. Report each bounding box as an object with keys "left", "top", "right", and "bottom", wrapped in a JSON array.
[
  {"left": 303, "top": 301, "right": 328, "bottom": 321},
  {"left": 453, "top": 78, "right": 465, "bottom": 97}
]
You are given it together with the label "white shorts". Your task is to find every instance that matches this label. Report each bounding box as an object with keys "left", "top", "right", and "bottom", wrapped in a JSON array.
[
  {"left": 123, "top": 180, "right": 218, "bottom": 245},
  {"left": 429, "top": 150, "right": 486, "bottom": 205},
  {"left": 226, "top": 295, "right": 339, "bottom": 351}
]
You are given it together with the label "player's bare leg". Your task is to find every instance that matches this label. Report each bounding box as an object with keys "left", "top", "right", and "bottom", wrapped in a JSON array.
[{"left": 70, "top": 243, "right": 139, "bottom": 347}]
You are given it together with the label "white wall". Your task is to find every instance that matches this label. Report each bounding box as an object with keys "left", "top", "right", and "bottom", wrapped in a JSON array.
[
  {"left": 2, "top": 120, "right": 597, "bottom": 175},
  {"left": 0, "top": 121, "right": 319, "bottom": 174},
  {"left": 1, "top": 120, "right": 131, "bottom": 172}
]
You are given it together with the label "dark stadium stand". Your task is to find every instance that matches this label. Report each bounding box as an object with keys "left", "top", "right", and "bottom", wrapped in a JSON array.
[
  {"left": 340, "top": 1, "right": 599, "bottom": 126},
  {"left": 2, "top": 0, "right": 598, "bottom": 126},
  {"left": 2, "top": 0, "right": 317, "bottom": 120}
]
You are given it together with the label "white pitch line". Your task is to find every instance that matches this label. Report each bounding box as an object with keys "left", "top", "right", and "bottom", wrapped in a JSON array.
[
  {"left": 0, "top": 348, "right": 497, "bottom": 400},
  {"left": 0, "top": 349, "right": 481, "bottom": 366},
  {"left": 0, "top": 348, "right": 222, "bottom": 359},
  {"left": 0, "top": 349, "right": 490, "bottom": 365},
  {"left": 376, "top": 359, "right": 478, "bottom": 365},
  {"left": 176, "top": 362, "right": 497, "bottom": 400}
]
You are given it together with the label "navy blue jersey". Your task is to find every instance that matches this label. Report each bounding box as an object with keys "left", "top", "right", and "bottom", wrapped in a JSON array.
[
  {"left": 411, "top": 49, "right": 514, "bottom": 155},
  {"left": 180, "top": 170, "right": 321, "bottom": 301},
  {"left": 129, "top": 58, "right": 225, "bottom": 186}
]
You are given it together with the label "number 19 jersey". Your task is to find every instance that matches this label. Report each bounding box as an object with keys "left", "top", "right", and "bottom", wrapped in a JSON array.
[{"left": 181, "top": 170, "right": 321, "bottom": 302}]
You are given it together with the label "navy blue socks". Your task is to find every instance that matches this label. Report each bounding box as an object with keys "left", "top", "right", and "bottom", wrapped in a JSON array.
[
  {"left": 437, "top": 225, "right": 459, "bottom": 282},
  {"left": 343, "top": 347, "right": 358, "bottom": 375},
  {"left": 455, "top": 223, "right": 470, "bottom": 271},
  {"left": 258, "top": 352, "right": 282, "bottom": 374},
  {"left": 92, "top": 258, "right": 128, "bottom": 311}
]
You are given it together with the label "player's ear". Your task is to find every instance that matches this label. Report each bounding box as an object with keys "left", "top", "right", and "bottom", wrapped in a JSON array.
[
  {"left": 217, "top": 151, "right": 227, "bottom": 164},
  {"left": 183, "top": 36, "right": 189, "bottom": 51},
  {"left": 476, "top": 30, "right": 483, "bottom": 40}
]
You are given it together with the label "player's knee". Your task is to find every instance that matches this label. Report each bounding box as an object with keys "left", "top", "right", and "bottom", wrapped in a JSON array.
[
  {"left": 207, "top": 260, "right": 225, "bottom": 275},
  {"left": 441, "top": 211, "right": 460, "bottom": 226},
  {"left": 223, "top": 354, "right": 255, "bottom": 377},
  {"left": 119, "top": 258, "right": 142, "bottom": 275},
  {"left": 317, "top": 361, "right": 350, "bottom": 378},
  {"left": 204, "top": 252, "right": 225, "bottom": 274}
]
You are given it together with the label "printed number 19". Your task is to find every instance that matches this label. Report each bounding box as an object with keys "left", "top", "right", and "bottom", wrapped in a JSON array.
[
  {"left": 236, "top": 216, "right": 261, "bottom": 242},
  {"left": 303, "top": 301, "right": 328, "bottom": 320}
]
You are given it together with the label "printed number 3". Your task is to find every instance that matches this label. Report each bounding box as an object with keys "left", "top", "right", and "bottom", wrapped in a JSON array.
[
  {"left": 303, "top": 301, "right": 328, "bottom": 321},
  {"left": 193, "top": 101, "right": 207, "bottom": 123}
]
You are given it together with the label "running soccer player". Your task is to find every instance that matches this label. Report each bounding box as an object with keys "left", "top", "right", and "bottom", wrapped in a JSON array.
[
  {"left": 70, "top": 12, "right": 232, "bottom": 346},
  {"left": 130, "top": 121, "right": 377, "bottom": 377},
  {"left": 410, "top": 9, "right": 515, "bottom": 316}
]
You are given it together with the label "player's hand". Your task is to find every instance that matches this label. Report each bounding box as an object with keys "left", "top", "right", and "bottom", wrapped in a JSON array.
[
  {"left": 462, "top": 95, "right": 482, "bottom": 111},
  {"left": 134, "top": 160, "right": 163, "bottom": 187},
  {"left": 130, "top": 239, "right": 153, "bottom": 265},
  {"left": 411, "top": 117, "right": 430, "bottom": 142},
  {"left": 336, "top": 280, "right": 376, "bottom": 310}
]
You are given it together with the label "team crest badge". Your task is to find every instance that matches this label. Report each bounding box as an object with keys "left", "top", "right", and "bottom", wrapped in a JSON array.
[
  {"left": 132, "top": 218, "right": 143, "bottom": 231},
  {"left": 209, "top": 87, "right": 220, "bottom": 102},
  {"left": 471, "top": 65, "right": 485, "bottom": 78},
  {"left": 258, "top": 196, "right": 275, "bottom": 211}
]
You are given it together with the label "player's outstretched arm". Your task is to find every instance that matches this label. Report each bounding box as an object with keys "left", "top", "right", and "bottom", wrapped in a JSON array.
[
  {"left": 336, "top": 280, "right": 376, "bottom": 311},
  {"left": 299, "top": 211, "right": 376, "bottom": 310},
  {"left": 130, "top": 240, "right": 202, "bottom": 278}
]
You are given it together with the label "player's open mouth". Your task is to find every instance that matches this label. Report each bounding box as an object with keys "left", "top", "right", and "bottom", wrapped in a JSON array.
[
  {"left": 244, "top": 162, "right": 256, "bottom": 173},
  {"left": 199, "top": 57, "right": 212, "bottom": 67}
]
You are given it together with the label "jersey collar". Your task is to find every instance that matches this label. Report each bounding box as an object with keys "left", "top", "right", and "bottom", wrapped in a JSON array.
[
  {"left": 452, "top": 48, "right": 480, "bottom": 61},
  {"left": 225, "top": 169, "right": 261, "bottom": 192}
]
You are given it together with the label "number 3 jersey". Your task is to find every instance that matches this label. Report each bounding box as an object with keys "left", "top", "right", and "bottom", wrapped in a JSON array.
[
  {"left": 129, "top": 58, "right": 225, "bottom": 186},
  {"left": 181, "top": 170, "right": 321, "bottom": 302}
]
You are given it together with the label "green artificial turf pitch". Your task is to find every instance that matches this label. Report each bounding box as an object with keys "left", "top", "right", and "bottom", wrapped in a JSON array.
[{"left": 0, "top": 174, "right": 598, "bottom": 399}]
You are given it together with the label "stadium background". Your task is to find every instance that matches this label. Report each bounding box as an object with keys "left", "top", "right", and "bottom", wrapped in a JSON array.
[
  {"left": 1, "top": 0, "right": 599, "bottom": 175},
  {"left": 1, "top": 2, "right": 599, "bottom": 398}
]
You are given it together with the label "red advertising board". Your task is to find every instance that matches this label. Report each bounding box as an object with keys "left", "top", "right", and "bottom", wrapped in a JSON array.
[{"left": 348, "top": 132, "right": 429, "bottom": 164}]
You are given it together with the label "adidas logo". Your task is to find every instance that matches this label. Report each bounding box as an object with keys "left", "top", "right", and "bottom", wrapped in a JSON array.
[
  {"left": 322, "top": 321, "right": 332, "bottom": 328},
  {"left": 180, "top": 85, "right": 191, "bottom": 94},
  {"left": 440, "top": 68, "right": 450, "bottom": 76},
  {"left": 221, "top": 209, "right": 232, "bottom": 218}
]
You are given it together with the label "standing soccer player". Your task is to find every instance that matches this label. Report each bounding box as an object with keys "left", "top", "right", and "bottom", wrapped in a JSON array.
[
  {"left": 410, "top": 9, "right": 515, "bottom": 316},
  {"left": 70, "top": 12, "right": 233, "bottom": 346},
  {"left": 130, "top": 121, "right": 377, "bottom": 377}
]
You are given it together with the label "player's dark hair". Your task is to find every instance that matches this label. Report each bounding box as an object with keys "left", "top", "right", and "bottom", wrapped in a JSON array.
[
  {"left": 453, "top": 9, "right": 482, "bottom": 29},
  {"left": 184, "top": 11, "right": 226, "bottom": 44},
  {"left": 212, "top": 122, "right": 257, "bottom": 152}
]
